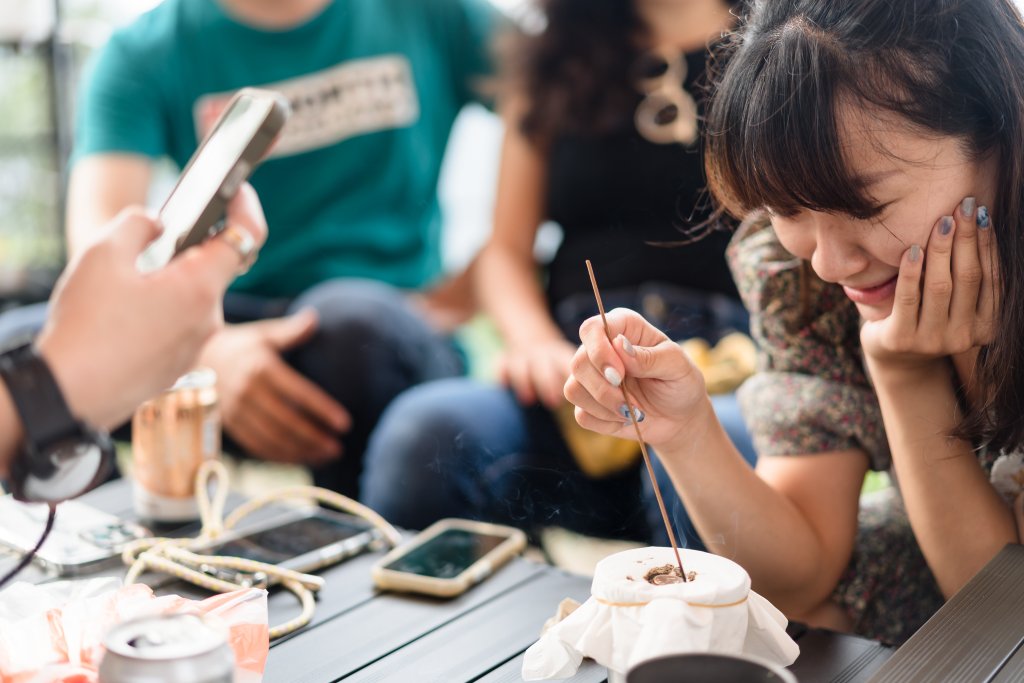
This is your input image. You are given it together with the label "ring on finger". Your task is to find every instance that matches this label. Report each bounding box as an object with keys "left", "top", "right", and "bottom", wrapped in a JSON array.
[{"left": 219, "top": 224, "right": 259, "bottom": 274}]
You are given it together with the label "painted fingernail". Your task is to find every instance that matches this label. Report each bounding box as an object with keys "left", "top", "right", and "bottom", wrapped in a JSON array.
[
  {"left": 939, "top": 216, "right": 954, "bottom": 235},
  {"left": 618, "top": 335, "right": 636, "bottom": 357},
  {"left": 910, "top": 244, "right": 921, "bottom": 262},
  {"left": 977, "top": 206, "right": 990, "bottom": 229},
  {"left": 961, "top": 197, "right": 976, "bottom": 218},
  {"left": 619, "top": 405, "right": 645, "bottom": 424},
  {"left": 604, "top": 367, "right": 623, "bottom": 387}
]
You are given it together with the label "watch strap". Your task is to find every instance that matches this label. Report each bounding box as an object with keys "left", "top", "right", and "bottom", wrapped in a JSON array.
[
  {"left": 0, "top": 343, "right": 79, "bottom": 448},
  {"left": 0, "top": 343, "right": 114, "bottom": 504}
]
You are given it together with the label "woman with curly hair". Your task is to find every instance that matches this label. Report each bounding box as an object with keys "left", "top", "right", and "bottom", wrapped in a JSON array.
[{"left": 362, "top": 0, "right": 747, "bottom": 549}]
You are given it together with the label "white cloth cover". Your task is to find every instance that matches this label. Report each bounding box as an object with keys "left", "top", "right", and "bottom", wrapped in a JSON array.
[{"left": 522, "top": 547, "right": 799, "bottom": 680}]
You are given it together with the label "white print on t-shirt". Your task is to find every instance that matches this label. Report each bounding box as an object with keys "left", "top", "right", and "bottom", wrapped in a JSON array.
[{"left": 193, "top": 55, "right": 420, "bottom": 158}]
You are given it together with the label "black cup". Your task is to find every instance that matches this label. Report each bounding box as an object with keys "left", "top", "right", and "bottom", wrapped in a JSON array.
[{"left": 626, "top": 653, "right": 798, "bottom": 683}]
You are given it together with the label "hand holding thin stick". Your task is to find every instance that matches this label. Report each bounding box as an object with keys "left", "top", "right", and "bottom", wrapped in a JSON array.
[{"left": 585, "top": 260, "right": 687, "bottom": 581}]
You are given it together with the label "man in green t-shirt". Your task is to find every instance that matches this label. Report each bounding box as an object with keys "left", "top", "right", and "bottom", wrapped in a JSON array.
[{"left": 58, "top": 0, "right": 500, "bottom": 496}]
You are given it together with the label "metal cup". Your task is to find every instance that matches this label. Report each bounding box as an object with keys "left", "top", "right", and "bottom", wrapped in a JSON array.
[
  {"left": 626, "top": 653, "right": 798, "bottom": 683},
  {"left": 131, "top": 368, "right": 220, "bottom": 523}
]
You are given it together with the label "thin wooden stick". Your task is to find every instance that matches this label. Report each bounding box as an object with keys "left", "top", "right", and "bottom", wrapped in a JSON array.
[{"left": 585, "top": 260, "right": 688, "bottom": 582}]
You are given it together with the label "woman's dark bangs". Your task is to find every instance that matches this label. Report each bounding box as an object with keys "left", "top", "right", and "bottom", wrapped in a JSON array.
[{"left": 708, "top": 21, "right": 880, "bottom": 220}]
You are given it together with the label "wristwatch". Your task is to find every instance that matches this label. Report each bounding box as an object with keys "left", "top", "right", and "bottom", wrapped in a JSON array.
[{"left": 0, "top": 344, "right": 114, "bottom": 504}]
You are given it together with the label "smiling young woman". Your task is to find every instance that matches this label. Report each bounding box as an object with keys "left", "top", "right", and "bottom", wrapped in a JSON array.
[{"left": 565, "top": 0, "right": 1024, "bottom": 644}]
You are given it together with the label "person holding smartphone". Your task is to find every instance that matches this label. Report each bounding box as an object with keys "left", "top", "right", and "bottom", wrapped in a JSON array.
[
  {"left": 0, "top": 185, "right": 267, "bottom": 484},
  {"left": 6, "top": 0, "right": 504, "bottom": 498}
]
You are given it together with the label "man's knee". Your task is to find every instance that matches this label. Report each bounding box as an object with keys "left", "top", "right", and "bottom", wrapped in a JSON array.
[
  {"left": 367, "top": 379, "right": 487, "bottom": 463},
  {"left": 362, "top": 380, "right": 516, "bottom": 497},
  {"left": 289, "top": 279, "right": 415, "bottom": 349},
  {"left": 362, "top": 381, "right": 479, "bottom": 526},
  {"left": 285, "top": 279, "right": 461, "bottom": 404}
]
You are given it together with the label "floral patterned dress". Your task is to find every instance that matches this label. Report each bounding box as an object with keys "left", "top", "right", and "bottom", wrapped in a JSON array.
[{"left": 727, "top": 218, "right": 1000, "bottom": 645}]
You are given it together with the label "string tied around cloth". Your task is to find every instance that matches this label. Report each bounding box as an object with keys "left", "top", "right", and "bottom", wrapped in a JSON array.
[{"left": 594, "top": 595, "right": 750, "bottom": 609}]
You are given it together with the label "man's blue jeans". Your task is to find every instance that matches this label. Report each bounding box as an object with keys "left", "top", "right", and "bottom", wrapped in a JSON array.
[
  {"left": 361, "top": 378, "right": 757, "bottom": 548},
  {"left": 362, "top": 282, "right": 756, "bottom": 547}
]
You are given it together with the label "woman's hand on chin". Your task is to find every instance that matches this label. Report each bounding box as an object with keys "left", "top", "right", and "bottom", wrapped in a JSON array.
[{"left": 860, "top": 197, "right": 997, "bottom": 378}]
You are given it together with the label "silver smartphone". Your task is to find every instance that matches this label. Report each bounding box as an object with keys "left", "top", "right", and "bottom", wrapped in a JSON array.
[
  {"left": 136, "top": 87, "right": 290, "bottom": 272},
  {"left": 0, "top": 496, "right": 150, "bottom": 576},
  {"left": 199, "top": 508, "right": 382, "bottom": 575}
]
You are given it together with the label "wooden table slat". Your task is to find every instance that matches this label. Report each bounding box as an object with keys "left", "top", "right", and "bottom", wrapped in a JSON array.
[
  {"left": 988, "top": 641, "right": 1024, "bottom": 683},
  {"left": 263, "top": 559, "right": 547, "bottom": 683},
  {"left": 475, "top": 655, "right": 607, "bottom": 683},
  {"left": 868, "top": 544, "right": 1024, "bottom": 683},
  {"left": 265, "top": 550, "right": 383, "bottom": 646},
  {"left": 343, "top": 568, "right": 593, "bottom": 682},
  {"left": 788, "top": 629, "right": 893, "bottom": 683}
]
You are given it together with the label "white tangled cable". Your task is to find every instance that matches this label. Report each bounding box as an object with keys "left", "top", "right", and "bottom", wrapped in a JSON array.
[{"left": 121, "top": 459, "right": 402, "bottom": 639}]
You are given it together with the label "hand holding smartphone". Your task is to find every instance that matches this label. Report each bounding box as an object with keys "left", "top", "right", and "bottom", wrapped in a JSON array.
[
  {"left": 372, "top": 518, "right": 527, "bottom": 598},
  {"left": 137, "top": 87, "right": 289, "bottom": 273}
]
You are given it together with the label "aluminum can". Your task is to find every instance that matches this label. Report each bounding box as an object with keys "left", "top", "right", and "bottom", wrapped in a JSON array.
[
  {"left": 132, "top": 368, "right": 220, "bottom": 523},
  {"left": 99, "top": 613, "right": 234, "bottom": 683}
]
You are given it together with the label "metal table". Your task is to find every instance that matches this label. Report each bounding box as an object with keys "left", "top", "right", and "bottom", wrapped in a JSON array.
[{"left": 4, "top": 479, "right": 926, "bottom": 682}]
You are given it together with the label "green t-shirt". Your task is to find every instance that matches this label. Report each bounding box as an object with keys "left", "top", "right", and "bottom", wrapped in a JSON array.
[{"left": 74, "top": 0, "right": 498, "bottom": 298}]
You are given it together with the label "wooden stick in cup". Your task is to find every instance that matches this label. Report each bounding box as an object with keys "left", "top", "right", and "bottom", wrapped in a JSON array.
[{"left": 585, "top": 260, "right": 688, "bottom": 582}]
